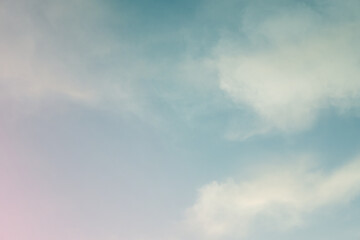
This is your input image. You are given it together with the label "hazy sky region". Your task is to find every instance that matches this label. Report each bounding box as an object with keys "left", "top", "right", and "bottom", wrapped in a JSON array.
[{"left": 1, "top": 0, "right": 360, "bottom": 239}]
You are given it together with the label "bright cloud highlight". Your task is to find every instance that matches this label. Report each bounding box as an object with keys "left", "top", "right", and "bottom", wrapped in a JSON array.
[
  {"left": 216, "top": 1, "right": 360, "bottom": 135},
  {"left": 186, "top": 156, "right": 360, "bottom": 239}
]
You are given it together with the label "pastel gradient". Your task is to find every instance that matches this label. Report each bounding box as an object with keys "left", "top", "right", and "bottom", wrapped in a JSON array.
[{"left": 2, "top": 0, "right": 360, "bottom": 240}]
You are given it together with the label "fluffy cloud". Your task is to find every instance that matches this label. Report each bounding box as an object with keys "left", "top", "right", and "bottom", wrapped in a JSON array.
[
  {"left": 215, "top": 1, "right": 360, "bottom": 135},
  {"left": 186, "top": 156, "right": 360, "bottom": 239}
]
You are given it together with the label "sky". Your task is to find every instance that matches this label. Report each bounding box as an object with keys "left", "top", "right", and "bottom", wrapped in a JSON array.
[{"left": 1, "top": 0, "right": 360, "bottom": 239}]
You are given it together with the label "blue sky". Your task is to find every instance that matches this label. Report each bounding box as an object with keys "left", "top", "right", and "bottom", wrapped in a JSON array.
[{"left": 1, "top": 0, "right": 360, "bottom": 239}]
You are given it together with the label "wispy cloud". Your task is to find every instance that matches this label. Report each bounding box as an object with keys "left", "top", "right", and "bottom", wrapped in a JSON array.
[
  {"left": 214, "top": 0, "right": 360, "bottom": 137},
  {"left": 0, "top": 0, "right": 151, "bottom": 118},
  {"left": 186, "top": 155, "right": 360, "bottom": 239}
]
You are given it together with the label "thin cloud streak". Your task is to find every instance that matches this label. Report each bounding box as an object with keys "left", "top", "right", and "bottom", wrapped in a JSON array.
[{"left": 0, "top": 0, "right": 150, "bottom": 118}]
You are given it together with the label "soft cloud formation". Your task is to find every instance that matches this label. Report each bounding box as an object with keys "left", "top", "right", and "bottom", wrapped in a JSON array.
[
  {"left": 215, "top": 0, "right": 360, "bottom": 136},
  {"left": 0, "top": 0, "right": 149, "bottom": 117},
  {"left": 186, "top": 156, "right": 360, "bottom": 239},
  {"left": 0, "top": 0, "right": 96, "bottom": 101}
]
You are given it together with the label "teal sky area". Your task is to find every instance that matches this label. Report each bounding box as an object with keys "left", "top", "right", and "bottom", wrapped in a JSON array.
[{"left": 1, "top": 0, "right": 360, "bottom": 240}]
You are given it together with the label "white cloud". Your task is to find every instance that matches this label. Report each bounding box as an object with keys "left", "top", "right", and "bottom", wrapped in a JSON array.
[
  {"left": 186, "top": 156, "right": 360, "bottom": 239},
  {"left": 215, "top": 1, "right": 360, "bottom": 136}
]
